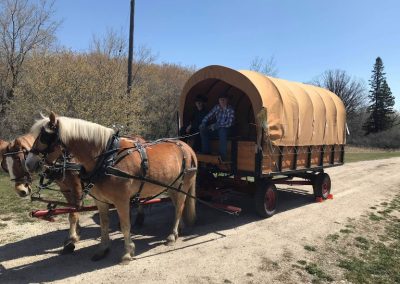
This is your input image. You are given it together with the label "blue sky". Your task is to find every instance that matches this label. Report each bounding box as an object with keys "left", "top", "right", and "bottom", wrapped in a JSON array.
[{"left": 54, "top": 0, "right": 399, "bottom": 109}]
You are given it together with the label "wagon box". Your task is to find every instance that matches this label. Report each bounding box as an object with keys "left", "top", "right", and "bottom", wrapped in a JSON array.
[{"left": 180, "top": 65, "right": 346, "bottom": 217}]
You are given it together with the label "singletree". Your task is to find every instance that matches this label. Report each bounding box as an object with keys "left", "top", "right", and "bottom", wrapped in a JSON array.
[{"left": 363, "top": 57, "right": 395, "bottom": 134}]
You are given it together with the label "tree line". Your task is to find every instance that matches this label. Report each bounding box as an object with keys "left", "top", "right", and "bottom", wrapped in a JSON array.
[{"left": 0, "top": 0, "right": 397, "bottom": 148}]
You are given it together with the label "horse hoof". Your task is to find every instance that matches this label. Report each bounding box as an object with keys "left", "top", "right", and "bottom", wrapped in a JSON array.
[
  {"left": 61, "top": 241, "right": 75, "bottom": 254},
  {"left": 166, "top": 234, "right": 177, "bottom": 245},
  {"left": 91, "top": 248, "right": 110, "bottom": 261},
  {"left": 121, "top": 255, "right": 132, "bottom": 265}
]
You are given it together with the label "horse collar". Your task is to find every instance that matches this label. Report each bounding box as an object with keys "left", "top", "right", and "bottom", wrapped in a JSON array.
[{"left": 79, "top": 134, "right": 120, "bottom": 185}]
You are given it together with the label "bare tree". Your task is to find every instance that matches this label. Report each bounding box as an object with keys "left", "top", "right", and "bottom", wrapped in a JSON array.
[
  {"left": 90, "top": 28, "right": 127, "bottom": 59},
  {"left": 0, "top": 0, "right": 59, "bottom": 102},
  {"left": 312, "top": 69, "right": 367, "bottom": 119},
  {"left": 249, "top": 55, "right": 278, "bottom": 77}
]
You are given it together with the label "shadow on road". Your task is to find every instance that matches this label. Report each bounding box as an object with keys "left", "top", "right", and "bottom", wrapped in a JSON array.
[{"left": 0, "top": 185, "right": 316, "bottom": 283}]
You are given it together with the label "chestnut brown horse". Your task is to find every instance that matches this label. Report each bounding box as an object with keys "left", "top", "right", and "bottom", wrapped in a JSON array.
[
  {"left": 1, "top": 134, "right": 35, "bottom": 197},
  {"left": 1, "top": 133, "right": 84, "bottom": 253},
  {"left": 25, "top": 113, "right": 197, "bottom": 263},
  {"left": 0, "top": 139, "right": 9, "bottom": 158},
  {"left": 3, "top": 132, "right": 147, "bottom": 254}
]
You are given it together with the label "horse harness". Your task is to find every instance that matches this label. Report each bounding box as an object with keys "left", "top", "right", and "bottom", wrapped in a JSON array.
[
  {"left": 78, "top": 134, "right": 197, "bottom": 207},
  {"left": 33, "top": 129, "right": 238, "bottom": 215},
  {"left": 37, "top": 151, "right": 82, "bottom": 190}
]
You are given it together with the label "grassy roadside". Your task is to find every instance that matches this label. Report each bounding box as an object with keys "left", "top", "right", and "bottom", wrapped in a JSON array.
[
  {"left": 291, "top": 194, "right": 400, "bottom": 283},
  {"left": 345, "top": 151, "right": 400, "bottom": 163}
]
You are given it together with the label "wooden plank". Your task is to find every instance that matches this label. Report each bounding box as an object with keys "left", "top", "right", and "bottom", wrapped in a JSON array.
[
  {"left": 281, "top": 146, "right": 295, "bottom": 171},
  {"left": 296, "top": 146, "right": 309, "bottom": 169},
  {"left": 310, "top": 146, "right": 321, "bottom": 167},
  {"left": 262, "top": 143, "right": 280, "bottom": 174},
  {"left": 334, "top": 144, "right": 344, "bottom": 164},
  {"left": 209, "top": 140, "right": 232, "bottom": 159},
  {"left": 323, "top": 145, "right": 333, "bottom": 165},
  {"left": 237, "top": 141, "right": 255, "bottom": 172},
  {"left": 196, "top": 153, "right": 220, "bottom": 164}
]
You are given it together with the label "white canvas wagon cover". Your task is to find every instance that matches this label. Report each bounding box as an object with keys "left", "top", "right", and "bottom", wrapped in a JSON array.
[{"left": 180, "top": 65, "right": 346, "bottom": 146}]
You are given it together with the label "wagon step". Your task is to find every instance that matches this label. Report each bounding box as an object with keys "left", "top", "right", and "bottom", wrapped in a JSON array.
[
  {"left": 209, "top": 202, "right": 241, "bottom": 215},
  {"left": 196, "top": 153, "right": 231, "bottom": 164},
  {"left": 196, "top": 153, "right": 232, "bottom": 172}
]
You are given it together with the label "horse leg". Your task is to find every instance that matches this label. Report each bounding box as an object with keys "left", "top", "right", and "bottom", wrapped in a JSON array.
[
  {"left": 134, "top": 204, "right": 145, "bottom": 227},
  {"left": 91, "top": 201, "right": 110, "bottom": 261},
  {"left": 61, "top": 212, "right": 80, "bottom": 254},
  {"left": 166, "top": 191, "right": 186, "bottom": 245},
  {"left": 116, "top": 202, "right": 135, "bottom": 264}
]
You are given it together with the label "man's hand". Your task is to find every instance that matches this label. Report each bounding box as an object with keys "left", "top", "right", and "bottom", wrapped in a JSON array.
[{"left": 209, "top": 123, "right": 217, "bottom": 131}]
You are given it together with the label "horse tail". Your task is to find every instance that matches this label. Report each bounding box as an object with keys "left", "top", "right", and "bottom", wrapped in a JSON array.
[
  {"left": 183, "top": 177, "right": 196, "bottom": 226},
  {"left": 183, "top": 149, "right": 197, "bottom": 226}
]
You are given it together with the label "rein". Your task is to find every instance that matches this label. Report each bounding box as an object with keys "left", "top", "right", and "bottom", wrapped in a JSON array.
[
  {"left": 3, "top": 149, "right": 28, "bottom": 156},
  {"left": 32, "top": 129, "right": 238, "bottom": 216}
]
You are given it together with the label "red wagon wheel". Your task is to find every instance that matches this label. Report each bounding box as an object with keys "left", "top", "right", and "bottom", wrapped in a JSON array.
[
  {"left": 313, "top": 173, "right": 331, "bottom": 199},
  {"left": 255, "top": 181, "right": 277, "bottom": 218}
]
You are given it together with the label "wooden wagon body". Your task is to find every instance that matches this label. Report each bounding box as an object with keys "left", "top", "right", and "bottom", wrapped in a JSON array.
[{"left": 179, "top": 65, "right": 346, "bottom": 217}]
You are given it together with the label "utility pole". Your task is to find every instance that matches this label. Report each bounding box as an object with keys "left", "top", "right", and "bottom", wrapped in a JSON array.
[{"left": 127, "top": 0, "right": 135, "bottom": 95}]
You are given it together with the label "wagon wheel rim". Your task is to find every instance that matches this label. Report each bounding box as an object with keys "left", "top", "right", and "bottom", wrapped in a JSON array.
[
  {"left": 322, "top": 178, "right": 330, "bottom": 198},
  {"left": 265, "top": 188, "right": 276, "bottom": 212}
]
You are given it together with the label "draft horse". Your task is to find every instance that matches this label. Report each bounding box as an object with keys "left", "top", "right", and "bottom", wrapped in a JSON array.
[
  {"left": 1, "top": 133, "right": 83, "bottom": 253},
  {"left": 26, "top": 112, "right": 197, "bottom": 263}
]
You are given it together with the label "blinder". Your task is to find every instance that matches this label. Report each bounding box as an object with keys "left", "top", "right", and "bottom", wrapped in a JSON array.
[{"left": 31, "top": 126, "right": 60, "bottom": 156}]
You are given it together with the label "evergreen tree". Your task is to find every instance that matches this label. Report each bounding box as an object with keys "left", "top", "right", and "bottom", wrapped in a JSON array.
[{"left": 363, "top": 57, "right": 395, "bottom": 134}]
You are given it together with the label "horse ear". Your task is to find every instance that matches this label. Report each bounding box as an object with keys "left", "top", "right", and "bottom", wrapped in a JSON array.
[
  {"left": 0, "top": 140, "right": 8, "bottom": 156},
  {"left": 14, "top": 139, "right": 21, "bottom": 147},
  {"left": 49, "top": 111, "right": 56, "bottom": 124}
]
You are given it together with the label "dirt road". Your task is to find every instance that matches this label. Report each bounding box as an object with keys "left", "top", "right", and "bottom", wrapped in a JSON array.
[{"left": 1, "top": 157, "right": 400, "bottom": 283}]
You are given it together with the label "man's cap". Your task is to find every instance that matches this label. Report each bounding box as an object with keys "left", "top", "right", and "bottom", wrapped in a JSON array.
[
  {"left": 218, "top": 93, "right": 229, "bottom": 99},
  {"left": 195, "top": 94, "right": 207, "bottom": 102}
]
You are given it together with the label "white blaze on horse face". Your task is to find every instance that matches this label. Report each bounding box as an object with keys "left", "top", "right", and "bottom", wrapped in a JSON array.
[
  {"left": 5, "top": 156, "right": 16, "bottom": 180},
  {"left": 15, "top": 183, "right": 30, "bottom": 197},
  {"left": 25, "top": 152, "right": 41, "bottom": 172}
]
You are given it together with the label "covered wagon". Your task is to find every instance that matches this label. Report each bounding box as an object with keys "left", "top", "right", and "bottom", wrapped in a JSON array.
[{"left": 179, "top": 65, "right": 346, "bottom": 217}]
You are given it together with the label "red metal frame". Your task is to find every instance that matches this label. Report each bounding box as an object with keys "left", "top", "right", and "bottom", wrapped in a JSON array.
[{"left": 30, "top": 197, "right": 171, "bottom": 222}]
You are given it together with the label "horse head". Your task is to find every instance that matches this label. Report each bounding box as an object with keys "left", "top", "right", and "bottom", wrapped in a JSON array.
[
  {"left": 26, "top": 112, "right": 63, "bottom": 173},
  {"left": 3, "top": 136, "right": 35, "bottom": 197},
  {"left": 26, "top": 111, "right": 114, "bottom": 175}
]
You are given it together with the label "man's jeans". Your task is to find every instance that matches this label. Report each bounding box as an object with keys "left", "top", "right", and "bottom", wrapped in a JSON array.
[{"left": 200, "top": 126, "right": 231, "bottom": 160}]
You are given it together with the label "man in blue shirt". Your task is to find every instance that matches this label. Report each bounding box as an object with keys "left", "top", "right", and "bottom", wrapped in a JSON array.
[{"left": 199, "top": 93, "right": 235, "bottom": 161}]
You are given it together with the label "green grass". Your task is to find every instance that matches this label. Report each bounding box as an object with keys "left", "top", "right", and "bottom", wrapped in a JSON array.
[
  {"left": 326, "top": 233, "right": 340, "bottom": 242},
  {"left": 0, "top": 172, "right": 68, "bottom": 223},
  {"left": 336, "top": 195, "right": 400, "bottom": 283},
  {"left": 304, "top": 245, "right": 317, "bottom": 252},
  {"left": 304, "top": 263, "right": 333, "bottom": 282},
  {"left": 345, "top": 151, "right": 400, "bottom": 163}
]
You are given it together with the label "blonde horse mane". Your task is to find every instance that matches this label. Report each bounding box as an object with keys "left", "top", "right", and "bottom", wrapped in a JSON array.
[{"left": 30, "top": 116, "right": 114, "bottom": 150}]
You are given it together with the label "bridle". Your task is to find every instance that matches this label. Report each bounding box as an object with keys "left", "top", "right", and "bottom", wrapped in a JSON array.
[
  {"left": 2, "top": 147, "right": 32, "bottom": 184},
  {"left": 30, "top": 126, "right": 61, "bottom": 157},
  {"left": 30, "top": 125, "right": 82, "bottom": 192}
]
